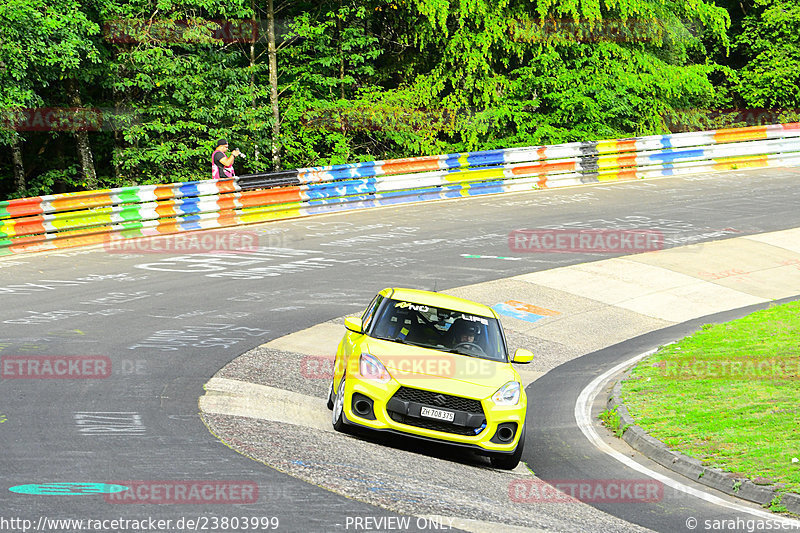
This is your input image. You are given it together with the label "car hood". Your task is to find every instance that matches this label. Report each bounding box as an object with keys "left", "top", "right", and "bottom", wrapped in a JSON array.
[{"left": 362, "top": 338, "right": 518, "bottom": 397}]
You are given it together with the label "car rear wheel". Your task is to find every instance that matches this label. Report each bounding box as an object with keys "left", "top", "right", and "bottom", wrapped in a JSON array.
[
  {"left": 331, "top": 372, "right": 349, "bottom": 433},
  {"left": 490, "top": 424, "right": 525, "bottom": 470}
]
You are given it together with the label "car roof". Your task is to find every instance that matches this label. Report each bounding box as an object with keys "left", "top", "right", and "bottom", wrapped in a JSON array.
[{"left": 381, "top": 287, "right": 495, "bottom": 318}]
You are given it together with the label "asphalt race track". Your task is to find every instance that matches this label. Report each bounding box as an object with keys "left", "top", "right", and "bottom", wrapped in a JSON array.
[{"left": 2, "top": 168, "right": 800, "bottom": 532}]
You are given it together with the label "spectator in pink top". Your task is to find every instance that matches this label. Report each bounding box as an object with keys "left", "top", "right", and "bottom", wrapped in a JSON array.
[{"left": 211, "top": 138, "right": 240, "bottom": 179}]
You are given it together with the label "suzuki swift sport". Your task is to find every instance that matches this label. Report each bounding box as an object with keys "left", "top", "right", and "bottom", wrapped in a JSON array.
[{"left": 327, "top": 287, "right": 533, "bottom": 469}]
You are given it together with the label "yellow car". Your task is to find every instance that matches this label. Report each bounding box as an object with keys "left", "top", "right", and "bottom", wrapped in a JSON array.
[{"left": 327, "top": 287, "right": 533, "bottom": 469}]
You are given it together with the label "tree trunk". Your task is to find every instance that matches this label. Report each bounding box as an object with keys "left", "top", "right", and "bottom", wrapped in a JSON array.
[
  {"left": 66, "top": 78, "right": 98, "bottom": 190},
  {"left": 11, "top": 135, "right": 25, "bottom": 195},
  {"left": 338, "top": 0, "right": 344, "bottom": 100},
  {"left": 250, "top": 0, "right": 257, "bottom": 96},
  {"left": 267, "top": 0, "right": 281, "bottom": 170}
]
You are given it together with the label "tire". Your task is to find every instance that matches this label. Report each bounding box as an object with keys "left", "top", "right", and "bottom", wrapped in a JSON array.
[
  {"left": 331, "top": 372, "right": 350, "bottom": 433},
  {"left": 326, "top": 378, "right": 335, "bottom": 410},
  {"left": 490, "top": 424, "right": 525, "bottom": 470}
]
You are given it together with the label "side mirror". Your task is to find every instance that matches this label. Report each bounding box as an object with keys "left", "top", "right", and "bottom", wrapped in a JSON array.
[
  {"left": 512, "top": 348, "right": 534, "bottom": 364},
  {"left": 344, "top": 316, "right": 363, "bottom": 334}
]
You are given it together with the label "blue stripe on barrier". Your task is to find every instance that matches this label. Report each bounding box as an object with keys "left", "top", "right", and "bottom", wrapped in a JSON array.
[
  {"left": 444, "top": 154, "right": 462, "bottom": 168},
  {"left": 467, "top": 149, "right": 506, "bottom": 167},
  {"left": 305, "top": 179, "right": 378, "bottom": 200},
  {"left": 650, "top": 148, "right": 705, "bottom": 162},
  {"left": 179, "top": 215, "right": 203, "bottom": 230},
  {"left": 467, "top": 180, "right": 505, "bottom": 195},
  {"left": 378, "top": 184, "right": 448, "bottom": 199},
  {"left": 178, "top": 198, "right": 202, "bottom": 214},
  {"left": 178, "top": 183, "right": 200, "bottom": 197},
  {"left": 441, "top": 184, "right": 464, "bottom": 198},
  {"left": 307, "top": 193, "right": 374, "bottom": 206}
]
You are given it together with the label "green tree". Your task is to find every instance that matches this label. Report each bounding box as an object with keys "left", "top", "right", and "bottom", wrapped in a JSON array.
[
  {"left": 0, "top": 0, "right": 101, "bottom": 195},
  {"left": 734, "top": 0, "right": 800, "bottom": 109}
]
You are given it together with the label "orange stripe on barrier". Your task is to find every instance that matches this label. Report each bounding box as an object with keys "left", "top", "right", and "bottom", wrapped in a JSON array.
[
  {"left": 53, "top": 233, "right": 109, "bottom": 249},
  {"left": 714, "top": 125, "right": 768, "bottom": 144},
  {"left": 9, "top": 216, "right": 47, "bottom": 238},
  {"left": 511, "top": 160, "right": 577, "bottom": 176},
  {"left": 3, "top": 198, "right": 44, "bottom": 218},
  {"left": 618, "top": 138, "right": 638, "bottom": 152},
  {"left": 154, "top": 185, "right": 175, "bottom": 200},
  {"left": 216, "top": 196, "right": 238, "bottom": 211},
  {"left": 216, "top": 212, "right": 240, "bottom": 226},
  {"left": 155, "top": 203, "right": 177, "bottom": 219},
  {"left": 215, "top": 179, "right": 239, "bottom": 194},
  {"left": 239, "top": 187, "right": 302, "bottom": 208},
  {"left": 618, "top": 153, "right": 637, "bottom": 167},
  {"left": 7, "top": 233, "right": 47, "bottom": 246},
  {"left": 381, "top": 158, "right": 443, "bottom": 175},
  {"left": 51, "top": 192, "right": 111, "bottom": 212},
  {"left": 537, "top": 146, "right": 547, "bottom": 160},
  {"left": 156, "top": 220, "right": 180, "bottom": 234}
]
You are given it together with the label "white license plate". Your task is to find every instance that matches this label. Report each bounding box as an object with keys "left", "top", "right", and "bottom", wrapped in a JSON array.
[{"left": 420, "top": 406, "right": 455, "bottom": 422}]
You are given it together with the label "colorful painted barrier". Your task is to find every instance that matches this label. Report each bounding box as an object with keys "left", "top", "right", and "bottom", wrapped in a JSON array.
[{"left": 2, "top": 123, "right": 799, "bottom": 255}]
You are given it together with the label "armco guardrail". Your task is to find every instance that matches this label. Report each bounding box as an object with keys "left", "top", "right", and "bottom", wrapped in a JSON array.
[{"left": 2, "top": 122, "right": 799, "bottom": 255}]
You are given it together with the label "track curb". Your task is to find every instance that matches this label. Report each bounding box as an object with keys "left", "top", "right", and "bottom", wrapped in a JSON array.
[{"left": 606, "top": 370, "right": 800, "bottom": 515}]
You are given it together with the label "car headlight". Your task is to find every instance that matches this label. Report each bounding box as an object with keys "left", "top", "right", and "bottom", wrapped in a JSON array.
[
  {"left": 492, "top": 381, "right": 521, "bottom": 405},
  {"left": 359, "top": 352, "right": 391, "bottom": 383}
]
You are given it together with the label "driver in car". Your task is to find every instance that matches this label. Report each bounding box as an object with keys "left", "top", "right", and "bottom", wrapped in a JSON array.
[
  {"left": 449, "top": 319, "right": 483, "bottom": 353},
  {"left": 458, "top": 324, "right": 479, "bottom": 344}
]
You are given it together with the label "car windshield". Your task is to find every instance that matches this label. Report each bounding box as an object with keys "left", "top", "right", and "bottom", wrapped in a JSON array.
[{"left": 369, "top": 298, "right": 507, "bottom": 361}]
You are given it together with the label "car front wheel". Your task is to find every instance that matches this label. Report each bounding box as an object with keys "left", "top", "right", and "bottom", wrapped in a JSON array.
[
  {"left": 331, "top": 372, "right": 349, "bottom": 433},
  {"left": 326, "top": 378, "right": 335, "bottom": 410}
]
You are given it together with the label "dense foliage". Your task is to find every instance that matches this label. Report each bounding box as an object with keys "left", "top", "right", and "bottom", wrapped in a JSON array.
[{"left": 0, "top": 0, "right": 796, "bottom": 197}]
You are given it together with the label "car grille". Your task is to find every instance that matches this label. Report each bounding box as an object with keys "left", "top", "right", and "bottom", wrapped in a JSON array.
[
  {"left": 388, "top": 412, "right": 479, "bottom": 436},
  {"left": 392, "top": 387, "right": 484, "bottom": 414}
]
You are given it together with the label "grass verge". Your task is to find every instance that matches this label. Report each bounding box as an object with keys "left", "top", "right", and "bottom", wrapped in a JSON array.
[{"left": 621, "top": 299, "right": 800, "bottom": 494}]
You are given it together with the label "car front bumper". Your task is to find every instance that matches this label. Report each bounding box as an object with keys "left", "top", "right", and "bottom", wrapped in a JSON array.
[{"left": 341, "top": 375, "right": 526, "bottom": 453}]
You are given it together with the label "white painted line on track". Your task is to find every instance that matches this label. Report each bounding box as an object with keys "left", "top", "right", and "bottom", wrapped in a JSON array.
[{"left": 575, "top": 349, "right": 800, "bottom": 525}]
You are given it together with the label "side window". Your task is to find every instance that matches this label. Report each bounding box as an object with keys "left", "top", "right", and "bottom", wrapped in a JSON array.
[{"left": 361, "top": 295, "right": 384, "bottom": 334}]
